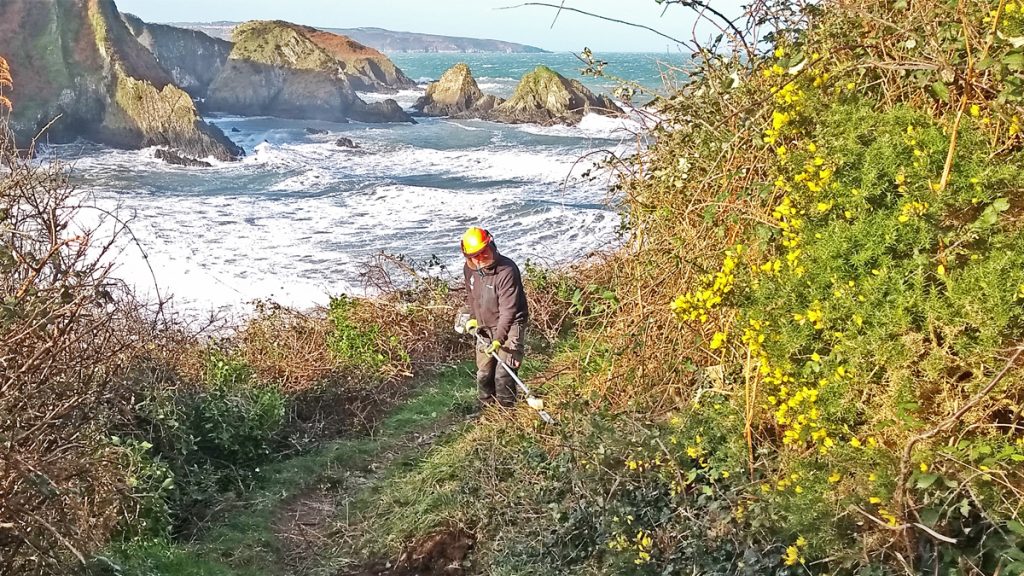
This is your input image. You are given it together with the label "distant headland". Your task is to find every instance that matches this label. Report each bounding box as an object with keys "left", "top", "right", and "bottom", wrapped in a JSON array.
[{"left": 171, "top": 21, "right": 550, "bottom": 53}]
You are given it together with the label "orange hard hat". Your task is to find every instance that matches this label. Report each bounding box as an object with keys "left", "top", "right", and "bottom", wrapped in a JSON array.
[{"left": 461, "top": 227, "right": 493, "bottom": 257}]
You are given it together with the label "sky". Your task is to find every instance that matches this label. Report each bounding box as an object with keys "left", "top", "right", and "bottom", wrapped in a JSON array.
[{"left": 114, "top": 0, "right": 747, "bottom": 52}]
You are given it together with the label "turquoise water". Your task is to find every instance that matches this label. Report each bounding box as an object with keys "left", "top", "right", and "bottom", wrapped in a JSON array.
[
  {"left": 61, "top": 53, "right": 666, "bottom": 313},
  {"left": 389, "top": 51, "right": 690, "bottom": 98}
]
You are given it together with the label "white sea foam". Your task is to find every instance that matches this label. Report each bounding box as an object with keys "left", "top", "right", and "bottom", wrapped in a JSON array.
[{"left": 65, "top": 114, "right": 626, "bottom": 313}]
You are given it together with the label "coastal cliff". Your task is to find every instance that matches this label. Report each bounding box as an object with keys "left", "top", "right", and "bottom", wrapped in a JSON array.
[
  {"left": 0, "top": 0, "right": 241, "bottom": 159},
  {"left": 205, "top": 20, "right": 413, "bottom": 123},
  {"left": 120, "top": 12, "right": 232, "bottom": 99}
]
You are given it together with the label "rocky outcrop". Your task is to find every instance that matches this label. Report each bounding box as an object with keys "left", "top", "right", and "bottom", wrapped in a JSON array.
[
  {"left": 351, "top": 99, "right": 417, "bottom": 124},
  {"left": 484, "top": 66, "right": 622, "bottom": 126},
  {"left": 205, "top": 21, "right": 413, "bottom": 124},
  {"left": 418, "top": 64, "right": 620, "bottom": 126},
  {"left": 304, "top": 28, "right": 415, "bottom": 92},
  {"left": 120, "top": 12, "right": 231, "bottom": 99},
  {"left": 413, "top": 63, "right": 494, "bottom": 116},
  {"left": 0, "top": 0, "right": 241, "bottom": 159},
  {"left": 154, "top": 148, "right": 211, "bottom": 167},
  {"left": 334, "top": 137, "right": 359, "bottom": 148}
]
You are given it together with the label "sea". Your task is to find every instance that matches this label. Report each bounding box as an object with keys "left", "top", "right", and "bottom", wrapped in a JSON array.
[{"left": 56, "top": 52, "right": 689, "bottom": 314}]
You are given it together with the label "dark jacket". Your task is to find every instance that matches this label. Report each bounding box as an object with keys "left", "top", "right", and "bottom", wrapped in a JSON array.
[{"left": 463, "top": 251, "right": 528, "bottom": 343}]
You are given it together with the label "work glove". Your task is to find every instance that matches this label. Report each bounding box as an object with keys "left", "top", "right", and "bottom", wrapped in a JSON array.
[
  {"left": 465, "top": 318, "right": 479, "bottom": 334},
  {"left": 484, "top": 339, "right": 502, "bottom": 354}
]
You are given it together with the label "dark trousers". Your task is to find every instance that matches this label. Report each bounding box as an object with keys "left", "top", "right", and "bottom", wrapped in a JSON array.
[{"left": 476, "top": 323, "right": 526, "bottom": 407}]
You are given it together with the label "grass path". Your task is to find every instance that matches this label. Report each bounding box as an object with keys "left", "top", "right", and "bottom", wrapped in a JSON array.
[{"left": 103, "top": 364, "right": 480, "bottom": 576}]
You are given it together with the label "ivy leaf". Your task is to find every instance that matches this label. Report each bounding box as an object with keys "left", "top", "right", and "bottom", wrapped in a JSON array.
[
  {"left": 931, "top": 81, "right": 950, "bottom": 102},
  {"left": 915, "top": 474, "right": 939, "bottom": 489},
  {"left": 918, "top": 508, "right": 940, "bottom": 527}
]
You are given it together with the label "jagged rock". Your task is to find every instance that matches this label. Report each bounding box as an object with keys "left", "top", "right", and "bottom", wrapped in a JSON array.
[
  {"left": 154, "top": 148, "right": 212, "bottom": 167},
  {"left": 413, "top": 63, "right": 486, "bottom": 116},
  {"left": 305, "top": 127, "right": 329, "bottom": 135},
  {"left": 205, "top": 20, "right": 413, "bottom": 124},
  {"left": 334, "top": 137, "right": 359, "bottom": 148},
  {"left": 120, "top": 13, "right": 232, "bottom": 99},
  {"left": 230, "top": 127, "right": 241, "bottom": 133},
  {"left": 485, "top": 65, "right": 622, "bottom": 126},
  {"left": 0, "top": 0, "right": 242, "bottom": 160}
]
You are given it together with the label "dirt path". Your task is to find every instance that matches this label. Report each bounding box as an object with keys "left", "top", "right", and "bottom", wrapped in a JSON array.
[{"left": 271, "top": 410, "right": 476, "bottom": 576}]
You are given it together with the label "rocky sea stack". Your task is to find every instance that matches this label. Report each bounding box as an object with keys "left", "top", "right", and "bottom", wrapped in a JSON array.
[
  {"left": 205, "top": 20, "right": 413, "bottom": 124},
  {"left": 416, "top": 64, "right": 622, "bottom": 126},
  {"left": 488, "top": 65, "right": 623, "bottom": 125},
  {"left": 413, "top": 63, "right": 502, "bottom": 116},
  {"left": 0, "top": 0, "right": 242, "bottom": 159}
]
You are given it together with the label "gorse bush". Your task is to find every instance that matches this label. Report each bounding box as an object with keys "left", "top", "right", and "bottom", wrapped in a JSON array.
[
  {"left": 357, "top": 2, "right": 1024, "bottom": 575},
  {"left": 598, "top": 0, "right": 1024, "bottom": 572}
]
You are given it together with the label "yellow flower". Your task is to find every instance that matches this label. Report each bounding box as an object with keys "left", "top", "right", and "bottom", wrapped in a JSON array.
[
  {"left": 850, "top": 437, "right": 862, "bottom": 448},
  {"left": 710, "top": 331, "right": 728, "bottom": 350},
  {"left": 721, "top": 470, "right": 730, "bottom": 478},
  {"left": 828, "top": 472, "right": 841, "bottom": 483},
  {"left": 970, "top": 104, "right": 981, "bottom": 117},
  {"left": 783, "top": 545, "right": 802, "bottom": 566},
  {"left": 869, "top": 496, "right": 882, "bottom": 504},
  {"left": 920, "top": 462, "right": 929, "bottom": 473},
  {"left": 796, "top": 536, "right": 808, "bottom": 548}
]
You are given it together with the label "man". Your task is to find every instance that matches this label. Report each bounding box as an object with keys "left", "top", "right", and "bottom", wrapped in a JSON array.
[{"left": 457, "top": 227, "right": 529, "bottom": 408}]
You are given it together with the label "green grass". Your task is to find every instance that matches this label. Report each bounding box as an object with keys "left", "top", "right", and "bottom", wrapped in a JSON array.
[{"left": 101, "top": 364, "right": 478, "bottom": 576}]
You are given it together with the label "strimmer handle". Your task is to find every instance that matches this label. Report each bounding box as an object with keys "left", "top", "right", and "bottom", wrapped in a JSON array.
[{"left": 470, "top": 329, "right": 555, "bottom": 425}]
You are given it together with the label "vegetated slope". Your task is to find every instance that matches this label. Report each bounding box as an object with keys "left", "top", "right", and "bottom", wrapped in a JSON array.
[
  {"left": 0, "top": 0, "right": 240, "bottom": 159},
  {"left": 348, "top": 1, "right": 1024, "bottom": 574},
  {"left": 303, "top": 27, "right": 416, "bottom": 92}
]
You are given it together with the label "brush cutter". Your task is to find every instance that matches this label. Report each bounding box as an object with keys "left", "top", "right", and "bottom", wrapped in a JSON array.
[{"left": 455, "top": 316, "right": 555, "bottom": 425}]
